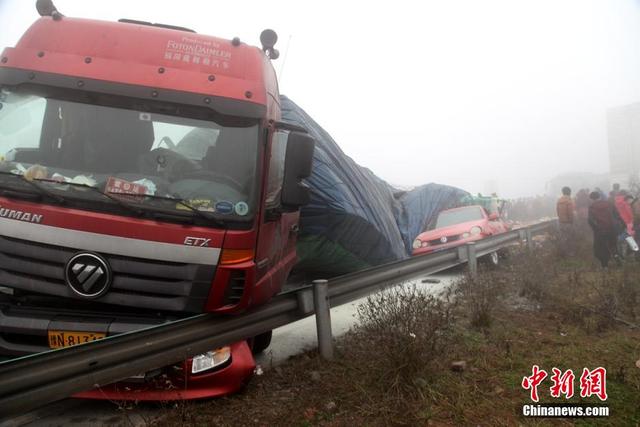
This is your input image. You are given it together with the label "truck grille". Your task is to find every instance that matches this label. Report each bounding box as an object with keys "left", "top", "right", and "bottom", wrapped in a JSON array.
[{"left": 0, "top": 236, "right": 215, "bottom": 313}]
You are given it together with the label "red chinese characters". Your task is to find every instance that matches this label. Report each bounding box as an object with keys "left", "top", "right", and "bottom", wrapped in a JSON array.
[
  {"left": 522, "top": 366, "right": 607, "bottom": 402},
  {"left": 522, "top": 365, "right": 548, "bottom": 402},
  {"left": 550, "top": 368, "right": 575, "bottom": 399},
  {"left": 579, "top": 367, "right": 608, "bottom": 401}
]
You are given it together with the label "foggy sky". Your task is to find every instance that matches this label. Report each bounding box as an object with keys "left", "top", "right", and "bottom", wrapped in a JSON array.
[{"left": 1, "top": 0, "right": 639, "bottom": 198}]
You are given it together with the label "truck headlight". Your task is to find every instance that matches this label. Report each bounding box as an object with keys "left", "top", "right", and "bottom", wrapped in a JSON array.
[
  {"left": 412, "top": 239, "right": 422, "bottom": 249},
  {"left": 191, "top": 346, "right": 231, "bottom": 374},
  {"left": 470, "top": 226, "right": 482, "bottom": 235},
  {"left": 461, "top": 232, "right": 470, "bottom": 239}
]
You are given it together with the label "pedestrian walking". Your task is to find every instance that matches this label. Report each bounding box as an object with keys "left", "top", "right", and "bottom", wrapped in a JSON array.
[
  {"left": 575, "top": 189, "right": 590, "bottom": 222},
  {"left": 588, "top": 191, "right": 617, "bottom": 268},
  {"left": 609, "top": 183, "right": 621, "bottom": 201},
  {"left": 556, "top": 186, "right": 575, "bottom": 256}
]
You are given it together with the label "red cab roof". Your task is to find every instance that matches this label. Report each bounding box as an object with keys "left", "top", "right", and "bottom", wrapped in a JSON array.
[{"left": 0, "top": 17, "right": 276, "bottom": 113}]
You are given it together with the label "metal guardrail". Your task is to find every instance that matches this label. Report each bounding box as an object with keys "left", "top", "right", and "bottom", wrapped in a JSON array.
[{"left": 0, "top": 220, "right": 556, "bottom": 418}]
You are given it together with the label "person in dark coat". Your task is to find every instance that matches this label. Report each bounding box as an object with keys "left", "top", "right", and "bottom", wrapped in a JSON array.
[{"left": 588, "top": 191, "right": 617, "bottom": 268}]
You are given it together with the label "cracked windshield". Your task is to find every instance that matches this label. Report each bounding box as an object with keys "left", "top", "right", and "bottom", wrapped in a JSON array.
[{"left": 0, "top": 87, "right": 259, "bottom": 220}]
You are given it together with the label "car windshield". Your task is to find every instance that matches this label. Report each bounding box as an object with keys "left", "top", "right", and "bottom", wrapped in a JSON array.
[
  {"left": 434, "top": 206, "right": 485, "bottom": 228},
  {"left": 0, "top": 87, "right": 259, "bottom": 222}
]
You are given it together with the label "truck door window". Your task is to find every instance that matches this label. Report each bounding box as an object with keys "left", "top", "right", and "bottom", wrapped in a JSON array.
[{"left": 265, "top": 130, "right": 288, "bottom": 207}]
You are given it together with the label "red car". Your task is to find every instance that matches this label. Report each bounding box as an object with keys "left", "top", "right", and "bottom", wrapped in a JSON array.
[{"left": 412, "top": 205, "right": 510, "bottom": 264}]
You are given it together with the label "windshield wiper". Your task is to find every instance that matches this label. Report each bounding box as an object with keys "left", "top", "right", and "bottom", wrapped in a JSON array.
[
  {"left": 110, "top": 192, "right": 227, "bottom": 227},
  {"left": 0, "top": 171, "right": 66, "bottom": 204},
  {"left": 33, "top": 178, "right": 146, "bottom": 217}
]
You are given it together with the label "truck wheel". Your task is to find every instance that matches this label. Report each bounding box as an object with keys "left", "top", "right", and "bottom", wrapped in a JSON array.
[{"left": 251, "top": 330, "right": 272, "bottom": 354}]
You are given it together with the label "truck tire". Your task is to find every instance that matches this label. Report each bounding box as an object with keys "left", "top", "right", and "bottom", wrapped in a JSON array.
[{"left": 251, "top": 330, "right": 272, "bottom": 354}]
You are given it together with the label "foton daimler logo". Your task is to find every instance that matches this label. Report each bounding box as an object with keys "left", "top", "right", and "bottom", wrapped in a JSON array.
[
  {"left": 64, "top": 253, "right": 112, "bottom": 299},
  {"left": 0, "top": 205, "right": 43, "bottom": 223}
]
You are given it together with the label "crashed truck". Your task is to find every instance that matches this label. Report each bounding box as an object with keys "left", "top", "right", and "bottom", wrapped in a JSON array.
[{"left": 0, "top": 2, "right": 467, "bottom": 400}]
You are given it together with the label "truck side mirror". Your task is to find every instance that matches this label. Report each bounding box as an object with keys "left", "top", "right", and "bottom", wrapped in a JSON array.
[
  {"left": 281, "top": 131, "right": 315, "bottom": 208},
  {"left": 488, "top": 212, "right": 499, "bottom": 220}
]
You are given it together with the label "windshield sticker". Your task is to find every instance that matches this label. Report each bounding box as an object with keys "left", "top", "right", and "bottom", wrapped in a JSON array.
[
  {"left": 177, "top": 199, "right": 215, "bottom": 212},
  {"left": 215, "top": 201, "right": 234, "bottom": 215},
  {"left": 106, "top": 177, "right": 148, "bottom": 197},
  {"left": 234, "top": 201, "right": 249, "bottom": 216}
]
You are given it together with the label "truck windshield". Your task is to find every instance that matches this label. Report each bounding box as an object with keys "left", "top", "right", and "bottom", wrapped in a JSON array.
[
  {"left": 0, "top": 87, "right": 259, "bottom": 222},
  {"left": 434, "top": 206, "right": 485, "bottom": 228}
]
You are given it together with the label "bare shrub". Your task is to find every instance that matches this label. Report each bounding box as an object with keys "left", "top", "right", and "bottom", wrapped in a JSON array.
[
  {"left": 504, "top": 245, "right": 557, "bottom": 304},
  {"left": 456, "top": 267, "right": 507, "bottom": 328},
  {"left": 350, "top": 285, "right": 455, "bottom": 412},
  {"left": 545, "top": 222, "right": 593, "bottom": 262}
]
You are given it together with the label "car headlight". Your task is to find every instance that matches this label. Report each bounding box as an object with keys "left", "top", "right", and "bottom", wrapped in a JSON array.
[
  {"left": 470, "top": 226, "right": 482, "bottom": 235},
  {"left": 191, "top": 346, "right": 231, "bottom": 374},
  {"left": 461, "top": 232, "right": 470, "bottom": 239},
  {"left": 413, "top": 239, "right": 422, "bottom": 249}
]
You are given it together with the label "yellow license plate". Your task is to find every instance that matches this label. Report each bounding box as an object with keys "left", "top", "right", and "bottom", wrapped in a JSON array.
[{"left": 48, "top": 330, "right": 106, "bottom": 349}]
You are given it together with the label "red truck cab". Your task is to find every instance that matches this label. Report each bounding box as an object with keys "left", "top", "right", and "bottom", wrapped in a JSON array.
[{"left": 0, "top": 2, "right": 314, "bottom": 399}]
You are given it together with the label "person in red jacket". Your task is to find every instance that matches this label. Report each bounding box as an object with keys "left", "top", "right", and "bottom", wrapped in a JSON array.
[
  {"left": 614, "top": 190, "right": 635, "bottom": 236},
  {"left": 612, "top": 190, "right": 640, "bottom": 257}
]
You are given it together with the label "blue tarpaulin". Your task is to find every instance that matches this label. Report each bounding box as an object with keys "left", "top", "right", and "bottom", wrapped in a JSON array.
[{"left": 280, "top": 96, "right": 469, "bottom": 275}]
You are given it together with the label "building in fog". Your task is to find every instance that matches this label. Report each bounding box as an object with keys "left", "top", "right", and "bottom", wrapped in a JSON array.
[{"left": 607, "top": 102, "right": 640, "bottom": 187}]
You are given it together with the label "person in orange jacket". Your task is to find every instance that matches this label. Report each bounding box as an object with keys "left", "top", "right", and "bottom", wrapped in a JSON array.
[
  {"left": 556, "top": 186, "right": 575, "bottom": 256},
  {"left": 557, "top": 187, "right": 575, "bottom": 224}
]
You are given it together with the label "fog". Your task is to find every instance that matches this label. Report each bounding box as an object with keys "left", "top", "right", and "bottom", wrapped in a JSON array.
[{"left": 1, "top": 0, "right": 639, "bottom": 198}]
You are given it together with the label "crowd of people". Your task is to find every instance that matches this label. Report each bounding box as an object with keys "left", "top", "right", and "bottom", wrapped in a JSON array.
[{"left": 556, "top": 183, "right": 640, "bottom": 268}]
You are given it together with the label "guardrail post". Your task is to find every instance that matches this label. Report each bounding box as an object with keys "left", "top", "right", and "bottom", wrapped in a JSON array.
[
  {"left": 525, "top": 228, "right": 533, "bottom": 252},
  {"left": 312, "top": 279, "right": 334, "bottom": 360},
  {"left": 465, "top": 242, "right": 477, "bottom": 278},
  {"left": 518, "top": 228, "right": 526, "bottom": 244}
]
